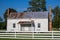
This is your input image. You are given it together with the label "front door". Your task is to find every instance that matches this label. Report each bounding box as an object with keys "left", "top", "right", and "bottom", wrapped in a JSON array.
[
  {"left": 21, "top": 24, "right": 31, "bottom": 31},
  {"left": 21, "top": 27, "right": 30, "bottom": 31}
]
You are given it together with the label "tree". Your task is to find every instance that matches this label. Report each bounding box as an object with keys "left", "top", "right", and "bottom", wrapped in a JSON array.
[
  {"left": 0, "top": 16, "right": 3, "bottom": 30},
  {"left": 52, "top": 6, "right": 60, "bottom": 30},
  {"left": 0, "top": 16, "right": 3, "bottom": 22},
  {"left": 4, "top": 8, "right": 17, "bottom": 21},
  {"left": 27, "top": 0, "right": 47, "bottom": 12},
  {"left": 3, "top": 8, "right": 17, "bottom": 29}
]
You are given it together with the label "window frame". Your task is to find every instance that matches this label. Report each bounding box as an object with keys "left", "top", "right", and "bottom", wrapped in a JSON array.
[
  {"left": 38, "top": 23, "right": 40, "bottom": 28},
  {"left": 13, "top": 23, "right": 16, "bottom": 28}
]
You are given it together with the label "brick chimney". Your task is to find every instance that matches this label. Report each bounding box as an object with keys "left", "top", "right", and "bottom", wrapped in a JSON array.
[
  {"left": 7, "top": 8, "right": 9, "bottom": 17},
  {"left": 49, "top": 6, "right": 52, "bottom": 31}
]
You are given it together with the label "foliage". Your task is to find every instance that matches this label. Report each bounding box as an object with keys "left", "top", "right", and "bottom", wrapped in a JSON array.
[
  {"left": 0, "top": 22, "right": 6, "bottom": 30},
  {"left": 52, "top": 6, "right": 60, "bottom": 30},
  {"left": 0, "top": 16, "right": 3, "bottom": 30},
  {"left": 3, "top": 8, "right": 17, "bottom": 29},
  {"left": 27, "top": 0, "right": 47, "bottom": 12},
  {"left": 4, "top": 8, "right": 17, "bottom": 21},
  {"left": 0, "top": 16, "right": 3, "bottom": 22}
]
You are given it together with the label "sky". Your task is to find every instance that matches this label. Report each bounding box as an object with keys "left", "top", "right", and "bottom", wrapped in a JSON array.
[{"left": 0, "top": 0, "right": 60, "bottom": 18}]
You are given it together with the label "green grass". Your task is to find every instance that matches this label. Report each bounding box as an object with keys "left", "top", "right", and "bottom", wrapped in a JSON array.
[{"left": 0, "top": 38, "right": 52, "bottom": 40}]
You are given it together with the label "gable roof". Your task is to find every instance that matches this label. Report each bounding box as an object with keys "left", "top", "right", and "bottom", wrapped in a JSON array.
[{"left": 8, "top": 11, "right": 48, "bottom": 19}]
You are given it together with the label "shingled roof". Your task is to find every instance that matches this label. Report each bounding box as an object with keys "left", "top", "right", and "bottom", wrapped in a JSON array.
[{"left": 8, "top": 11, "right": 48, "bottom": 19}]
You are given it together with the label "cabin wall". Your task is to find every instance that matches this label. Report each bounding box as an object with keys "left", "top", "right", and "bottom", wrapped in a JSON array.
[
  {"left": 34, "top": 19, "right": 48, "bottom": 32},
  {"left": 7, "top": 18, "right": 48, "bottom": 32}
]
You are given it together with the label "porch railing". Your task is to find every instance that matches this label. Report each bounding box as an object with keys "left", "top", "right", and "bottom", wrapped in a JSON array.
[{"left": 0, "top": 31, "right": 60, "bottom": 39}]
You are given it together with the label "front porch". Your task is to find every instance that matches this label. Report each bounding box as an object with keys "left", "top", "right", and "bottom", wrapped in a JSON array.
[{"left": 18, "top": 21, "right": 35, "bottom": 32}]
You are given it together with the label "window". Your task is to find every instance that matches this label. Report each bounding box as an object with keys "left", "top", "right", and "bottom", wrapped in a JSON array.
[
  {"left": 13, "top": 23, "right": 15, "bottom": 28},
  {"left": 38, "top": 23, "right": 40, "bottom": 28}
]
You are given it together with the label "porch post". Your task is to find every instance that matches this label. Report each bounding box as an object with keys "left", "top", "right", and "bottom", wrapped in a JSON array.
[
  {"left": 18, "top": 24, "right": 21, "bottom": 32},
  {"left": 31, "top": 23, "right": 34, "bottom": 32}
]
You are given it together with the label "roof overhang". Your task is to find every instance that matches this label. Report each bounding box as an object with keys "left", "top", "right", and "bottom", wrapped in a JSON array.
[{"left": 18, "top": 20, "right": 34, "bottom": 24}]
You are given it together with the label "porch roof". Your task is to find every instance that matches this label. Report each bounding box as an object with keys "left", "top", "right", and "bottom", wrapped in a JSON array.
[{"left": 18, "top": 21, "right": 34, "bottom": 24}]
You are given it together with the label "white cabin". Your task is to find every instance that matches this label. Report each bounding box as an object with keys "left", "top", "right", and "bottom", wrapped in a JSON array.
[{"left": 7, "top": 11, "right": 51, "bottom": 32}]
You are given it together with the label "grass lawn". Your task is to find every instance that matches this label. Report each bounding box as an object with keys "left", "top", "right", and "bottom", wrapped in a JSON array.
[{"left": 0, "top": 38, "right": 52, "bottom": 40}]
